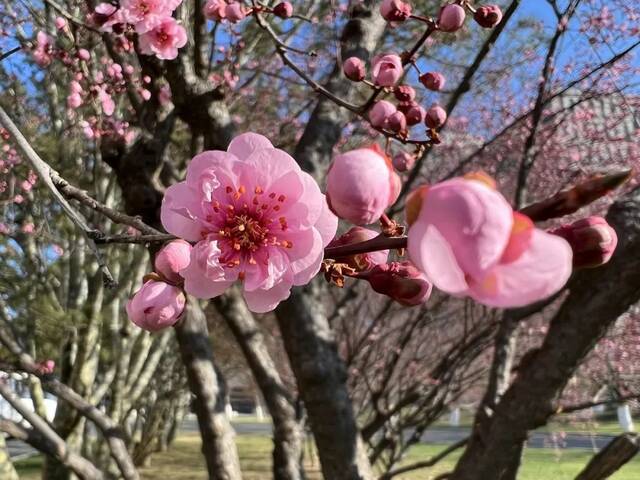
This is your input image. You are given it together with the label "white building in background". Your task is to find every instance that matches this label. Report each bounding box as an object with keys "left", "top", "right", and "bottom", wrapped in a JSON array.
[{"left": 0, "top": 372, "right": 57, "bottom": 426}]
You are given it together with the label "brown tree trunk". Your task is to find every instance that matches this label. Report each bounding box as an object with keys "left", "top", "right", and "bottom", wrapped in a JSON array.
[
  {"left": 275, "top": 283, "right": 374, "bottom": 480},
  {"left": 215, "top": 290, "right": 306, "bottom": 480},
  {"left": 175, "top": 299, "right": 242, "bottom": 480},
  {"left": 576, "top": 433, "right": 639, "bottom": 480}
]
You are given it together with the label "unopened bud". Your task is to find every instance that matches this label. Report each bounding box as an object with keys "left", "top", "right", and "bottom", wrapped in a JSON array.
[
  {"left": 474, "top": 5, "right": 502, "bottom": 28},
  {"left": 388, "top": 111, "right": 407, "bottom": 133},
  {"left": 420, "top": 71, "right": 446, "bottom": 91},
  {"left": 343, "top": 57, "right": 366, "bottom": 82},
  {"left": 273, "top": 2, "right": 294, "bottom": 18},
  {"left": 366, "top": 262, "right": 432, "bottom": 306},
  {"left": 438, "top": 4, "right": 466, "bottom": 32},
  {"left": 392, "top": 152, "right": 416, "bottom": 172},
  {"left": 550, "top": 216, "right": 617, "bottom": 269},
  {"left": 425, "top": 104, "right": 447, "bottom": 128},
  {"left": 380, "top": 0, "right": 412, "bottom": 23},
  {"left": 155, "top": 239, "right": 192, "bottom": 283}
]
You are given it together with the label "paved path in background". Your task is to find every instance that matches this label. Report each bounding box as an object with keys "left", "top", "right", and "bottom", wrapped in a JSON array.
[
  {"left": 182, "top": 418, "right": 617, "bottom": 450},
  {"left": 6, "top": 418, "right": 618, "bottom": 460}
]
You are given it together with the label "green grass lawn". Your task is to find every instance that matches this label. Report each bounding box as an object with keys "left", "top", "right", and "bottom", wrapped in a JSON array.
[{"left": 15, "top": 433, "right": 640, "bottom": 479}]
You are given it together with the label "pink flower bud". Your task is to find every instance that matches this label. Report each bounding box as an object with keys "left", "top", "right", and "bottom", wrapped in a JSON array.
[
  {"left": 328, "top": 227, "right": 388, "bottom": 271},
  {"left": 369, "top": 100, "right": 397, "bottom": 129},
  {"left": 126, "top": 280, "right": 186, "bottom": 332},
  {"left": 155, "top": 239, "right": 193, "bottom": 283},
  {"left": 396, "top": 100, "right": 415, "bottom": 114},
  {"left": 394, "top": 85, "right": 415, "bottom": 102},
  {"left": 326, "top": 145, "right": 401, "bottom": 225},
  {"left": 371, "top": 53, "right": 403, "bottom": 87},
  {"left": 225, "top": 3, "right": 247, "bottom": 23},
  {"left": 420, "top": 71, "right": 446, "bottom": 91},
  {"left": 405, "top": 105, "right": 426, "bottom": 125},
  {"left": 204, "top": 0, "right": 226, "bottom": 21},
  {"left": 392, "top": 151, "right": 416, "bottom": 172},
  {"left": 425, "top": 104, "right": 447, "bottom": 128},
  {"left": 474, "top": 5, "right": 503, "bottom": 28},
  {"left": 438, "top": 4, "right": 466, "bottom": 32},
  {"left": 67, "top": 93, "right": 83, "bottom": 109},
  {"left": 550, "top": 216, "right": 617, "bottom": 269},
  {"left": 343, "top": 57, "right": 366, "bottom": 82},
  {"left": 388, "top": 111, "right": 407, "bottom": 133},
  {"left": 380, "top": 0, "right": 412, "bottom": 23},
  {"left": 273, "top": 2, "right": 294, "bottom": 18},
  {"left": 77, "top": 49, "right": 91, "bottom": 61},
  {"left": 55, "top": 17, "right": 67, "bottom": 30},
  {"left": 366, "top": 262, "right": 432, "bottom": 306}
]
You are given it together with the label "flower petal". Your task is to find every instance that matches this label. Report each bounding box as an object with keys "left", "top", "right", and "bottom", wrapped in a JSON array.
[
  {"left": 243, "top": 280, "right": 292, "bottom": 313},
  {"left": 227, "top": 132, "right": 274, "bottom": 160},
  {"left": 408, "top": 221, "right": 468, "bottom": 295},
  {"left": 468, "top": 229, "right": 573, "bottom": 308},
  {"left": 186, "top": 150, "right": 238, "bottom": 199},
  {"left": 418, "top": 178, "right": 513, "bottom": 279},
  {"left": 160, "top": 182, "right": 205, "bottom": 241}
]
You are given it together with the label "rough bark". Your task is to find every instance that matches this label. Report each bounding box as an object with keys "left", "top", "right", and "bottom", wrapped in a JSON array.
[
  {"left": 450, "top": 186, "right": 640, "bottom": 480},
  {"left": 175, "top": 299, "right": 242, "bottom": 480},
  {"left": 0, "top": 433, "right": 18, "bottom": 480},
  {"left": 275, "top": 282, "right": 374, "bottom": 480},
  {"left": 575, "top": 433, "right": 639, "bottom": 480},
  {"left": 215, "top": 289, "right": 305, "bottom": 480}
]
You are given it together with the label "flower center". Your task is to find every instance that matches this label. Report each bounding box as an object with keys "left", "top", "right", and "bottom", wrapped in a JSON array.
[{"left": 224, "top": 214, "right": 268, "bottom": 252}]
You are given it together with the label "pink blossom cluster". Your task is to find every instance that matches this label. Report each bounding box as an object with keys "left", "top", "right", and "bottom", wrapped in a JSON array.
[
  {"left": 92, "top": 1, "right": 187, "bottom": 60},
  {"left": 128, "top": 132, "right": 338, "bottom": 319}
]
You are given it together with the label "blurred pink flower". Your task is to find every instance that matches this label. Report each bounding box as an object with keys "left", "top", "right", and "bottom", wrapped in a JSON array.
[
  {"left": 161, "top": 132, "right": 337, "bottom": 312},
  {"left": 406, "top": 175, "right": 573, "bottom": 307},
  {"left": 138, "top": 18, "right": 188, "bottom": 60},
  {"left": 33, "top": 31, "right": 54, "bottom": 67}
]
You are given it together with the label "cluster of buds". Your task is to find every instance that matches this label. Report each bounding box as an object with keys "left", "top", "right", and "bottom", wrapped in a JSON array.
[
  {"left": 204, "top": 0, "right": 293, "bottom": 22},
  {"left": 126, "top": 240, "right": 192, "bottom": 331},
  {"left": 381, "top": 1, "right": 503, "bottom": 30}
]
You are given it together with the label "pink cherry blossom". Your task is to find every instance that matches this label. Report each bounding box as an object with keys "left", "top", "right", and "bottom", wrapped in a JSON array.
[
  {"left": 406, "top": 176, "right": 573, "bottom": 308},
  {"left": 161, "top": 132, "right": 338, "bottom": 313},
  {"left": 273, "top": 2, "right": 294, "bottom": 19},
  {"left": 55, "top": 17, "right": 67, "bottom": 30},
  {"left": 98, "top": 87, "right": 115, "bottom": 116},
  {"left": 225, "top": 2, "right": 247, "bottom": 23},
  {"left": 204, "top": 0, "right": 226, "bottom": 21},
  {"left": 155, "top": 239, "right": 193, "bottom": 283},
  {"left": 21, "top": 223, "right": 35, "bottom": 234},
  {"left": 120, "top": 0, "right": 183, "bottom": 33},
  {"left": 326, "top": 145, "right": 400, "bottom": 225},
  {"left": 67, "top": 93, "right": 83, "bottom": 109},
  {"left": 126, "top": 280, "right": 186, "bottom": 331},
  {"left": 371, "top": 53, "right": 403, "bottom": 87},
  {"left": 33, "top": 31, "right": 54, "bottom": 67},
  {"left": 138, "top": 18, "right": 188, "bottom": 60}
]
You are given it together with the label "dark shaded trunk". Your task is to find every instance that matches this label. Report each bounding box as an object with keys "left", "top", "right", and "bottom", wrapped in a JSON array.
[
  {"left": 275, "top": 283, "right": 373, "bottom": 480},
  {"left": 215, "top": 289, "right": 306, "bottom": 480},
  {"left": 175, "top": 299, "right": 242, "bottom": 480},
  {"left": 576, "top": 433, "right": 639, "bottom": 480}
]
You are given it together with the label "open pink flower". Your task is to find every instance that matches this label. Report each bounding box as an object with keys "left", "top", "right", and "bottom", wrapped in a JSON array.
[
  {"left": 161, "top": 133, "right": 338, "bottom": 312},
  {"left": 326, "top": 145, "right": 401, "bottom": 226},
  {"left": 33, "top": 31, "right": 54, "bottom": 67},
  {"left": 138, "top": 17, "right": 188, "bottom": 60},
  {"left": 406, "top": 175, "right": 573, "bottom": 308},
  {"left": 120, "top": 0, "right": 183, "bottom": 33},
  {"left": 371, "top": 53, "right": 403, "bottom": 87}
]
